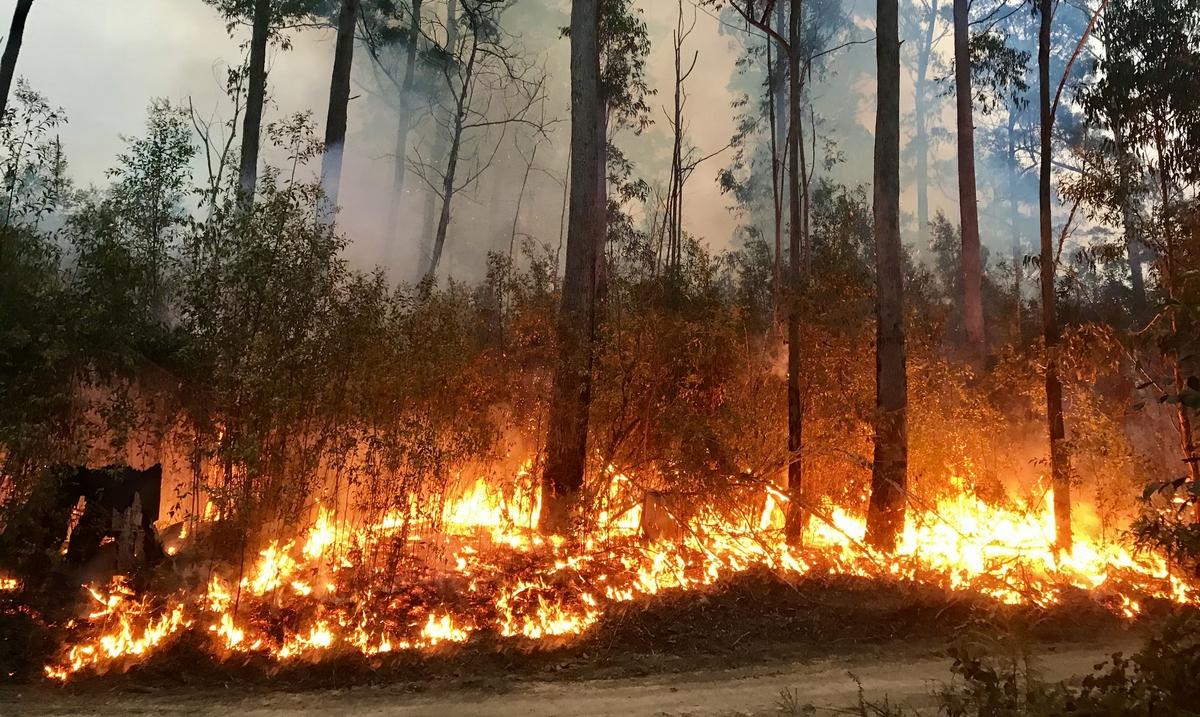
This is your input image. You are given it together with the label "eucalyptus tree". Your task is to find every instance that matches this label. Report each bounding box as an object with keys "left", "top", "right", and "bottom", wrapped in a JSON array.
[
  {"left": 540, "top": 0, "right": 604, "bottom": 535},
  {"left": 902, "top": 0, "right": 948, "bottom": 249},
  {"left": 205, "top": 0, "right": 321, "bottom": 204},
  {"left": 701, "top": 0, "right": 808, "bottom": 544},
  {"left": 866, "top": 0, "right": 906, "bottom": 552},
  {"left": 318, "top": 0, "right": 361, "bottom": 222},
  {"left": 966, "top": 23, "right": 1032, "bottom": 336},
  {"left": 0, "top": 0, "right": 34, "bottom": 123},
  {"left": 589, "top": 0, "right": 652, "bottom": 283},
  {"left": 1081, "top": 0, "right": 1200, "bottom": 506},
  {"left": 359, "top": 0, "right": 433, "bottom": 246},
  {"left": 1034, "top": 0, "right": 1106, "bottom": 552},
  {"left": 703, "top": 0, "right": 857, "bottom": 546},
  {"left": 540, "top": 0, "right": 652, "bottom": 533},
  {"left": 953, "top": 0, "right": 986, "bottom": 360},
  {"left": 407, "top": 0, "right": 549, "bottom": 283}
]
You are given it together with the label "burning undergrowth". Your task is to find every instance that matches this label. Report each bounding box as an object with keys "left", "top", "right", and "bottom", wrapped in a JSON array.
[{"left": 5, "top": 460, "right": 1196, "bottom": 686}]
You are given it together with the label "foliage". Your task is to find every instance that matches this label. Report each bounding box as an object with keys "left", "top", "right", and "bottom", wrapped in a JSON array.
[
  {"left": 937, "top": 616, "right": 1200, "bottom": 715},
  {"left": 967, "top": 30, "right": 1030, "bottom": 117}
]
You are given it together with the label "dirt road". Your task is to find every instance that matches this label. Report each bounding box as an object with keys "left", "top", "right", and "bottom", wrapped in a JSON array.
[{"left": 0, "top": 637, "right": 1134, "bottom": 716}]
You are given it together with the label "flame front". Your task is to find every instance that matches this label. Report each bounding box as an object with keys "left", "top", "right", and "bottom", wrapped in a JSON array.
[{"left": 42, "top": 463, "right": 1198, "bottom": 681}]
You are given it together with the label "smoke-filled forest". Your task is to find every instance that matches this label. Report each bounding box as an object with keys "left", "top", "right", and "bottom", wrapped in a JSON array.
[{"left": 2, "top": 0, "right": 1200, "bottom": 713}]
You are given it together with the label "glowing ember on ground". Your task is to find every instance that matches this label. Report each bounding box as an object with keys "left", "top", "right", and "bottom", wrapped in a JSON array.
[{"left": 38, "top": 464, "right": 1198, "bottom": 682}]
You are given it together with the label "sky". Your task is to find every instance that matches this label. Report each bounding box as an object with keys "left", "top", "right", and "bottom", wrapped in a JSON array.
[{"left": 10, "top": 0, "right": 978, "bottom": 283}]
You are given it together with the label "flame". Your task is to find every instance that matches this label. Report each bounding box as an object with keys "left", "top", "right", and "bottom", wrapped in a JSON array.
[
  {"left": 41, "top": 465, "right": 1200, "bottom": 681},
  {"left": 45, "top": 580, "right": 191, "bottom": 681},
  {"left": 302, "top": 507, "right": 337, "bottom": 560}
]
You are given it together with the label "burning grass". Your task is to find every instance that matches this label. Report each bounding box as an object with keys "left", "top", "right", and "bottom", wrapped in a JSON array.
[{"left": 15, "top": 460, "right": 1196, "bottom": 685}]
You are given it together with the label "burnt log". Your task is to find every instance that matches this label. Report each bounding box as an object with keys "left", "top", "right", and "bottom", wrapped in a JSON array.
[{"left": 0, "top": 464, "right": 165, "bottom": 580}]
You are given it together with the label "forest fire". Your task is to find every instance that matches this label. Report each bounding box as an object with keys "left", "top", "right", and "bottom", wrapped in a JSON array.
[
  {"left": 39, "top": 461, "right": 1196, "bottom": 682},
  {"left": 8, "top": 0, "right": 1200, "bottom": 709}
]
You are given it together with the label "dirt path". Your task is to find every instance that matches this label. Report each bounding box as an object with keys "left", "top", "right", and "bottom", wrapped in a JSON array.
[{"left": 0, "top": 637, "right": 1135, "bottom": 716}]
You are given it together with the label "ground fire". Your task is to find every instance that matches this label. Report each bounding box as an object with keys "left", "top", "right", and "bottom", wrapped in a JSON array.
[
  {"left": 20, "top": 457, "right": 1194, "bottom": 682},
  {"left": 6, "top": 0, "right": 1200, "bottom": 713}
]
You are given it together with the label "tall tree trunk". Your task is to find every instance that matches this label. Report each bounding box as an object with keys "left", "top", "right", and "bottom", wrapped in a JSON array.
[
  {"left": 866, "top": 0, "right": 908, "bottom": 552},
  {"left": 424, "top": 38, "right": 477, "bottom": 283},
  {"left": 913, "top": 0, "right": 936, "bottom": 247},
  {"left": 782, "top": 0, "right": 806, "bottom": 545},
  {"left": 1153, "top": 129, "right": 1200, "bottom": 502},
  {"left": 320, "top": 0, "right": 361, "bottom": 223},
  {"left": 419, "top": 0, "right": 458, "bottom": 275},
  {"left": 596, "top": 105, "right": 609, "bottom": 303},
  {"left": 1113, "top": 136, "right": 1142, "bottom": 321},
  {"left": 1038, "top": 0, "right": 1072, "bottom": 552},
  {"left": 385, "top": 0, "right": 424, "bottom": 251},
  {"left": 238, "top": 0, "right": 271, "bottom": 204},
  {"left": 667, "top": 2, "right": 686, "bottom": 275},
  {"left": 0, "top": 0, "right": 33, "bottom": 122},
  {"left": 1101, "top": 7, "right": 1146, "bottom": 320},
  {"left": 766, "top": 16, "right": 783, "bottom": 310},
  {"left": 1007, "top": 113, "right": 1022, "bottom": 336},
  {"left": 1113, "top": 116, "right": 1146, "bottom": 321},
  {"left": 540, "top": 0, "right": 604, "bottom": 535},
  {"left": 954, "top": 0, "right": 986, "bottom": 361},
  {"left": 770, "top": 0, "right": 787, "bottom": 307}
]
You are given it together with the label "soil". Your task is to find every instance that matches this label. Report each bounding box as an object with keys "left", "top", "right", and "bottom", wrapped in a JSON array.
[
  {"left": 0, "top": 638, "right": 1138, "bottom": 716},
  {"left": 0, "top": 571, "right": 1164, "bottom": 715}
]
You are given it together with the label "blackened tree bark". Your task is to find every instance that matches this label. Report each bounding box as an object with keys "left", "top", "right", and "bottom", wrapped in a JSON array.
[
  {"left": 0, "top": 0, "right": 33, "bottom": 122},
  {"left": 319, "top": 0, "right": 361, "bottom": 223},
  {"left": 238, "top": 0, "right": 271, "bottom": 204},
  {"left": 954, "top": 0, "right": 986, "bottom": 361},
  {"left": 1038, "top": 0, "right": 1072, "bottom": 552},
  {"left": 866, "top": 0, "right": 908, "bottom": 552},
  {"left": 540, "top": 0, "right": 604, "bottom": 535},
  {"left": 385, "top": 0, "right": 424, "bottom": 245},
  {"left": 782, "top": 0, "right": 806, "bottom": 546}
]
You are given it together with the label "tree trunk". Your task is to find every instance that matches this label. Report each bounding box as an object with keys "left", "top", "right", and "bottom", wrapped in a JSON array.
[
  {"left": 766, "top": 12, "right": 783, "bottom": 310},
  {"left": 666, "top": 3, "right": 686, "bottom": 275},
  {"left": 1038, "top": 0, "right": 1072, "bottom": 552},
  {"left": 1153, "top": 129, "right": 1200, "bottom": 501},
  {"left": 0, "top": 0, "right": 33, "bottom": 122},
  {"left": 423, "top": 38, "right": 476, "bottom": 283},
  {"left": 1101, "top": 8, "right": 1146, "bottom": 320},
  {"left": 954, "top": 0, "right": 986, "bottom": 361},
  {"left": 771, "top": 1, "right": 788, "bottom": 308},
  {"left": 319, "top": 0, "right": 361, "bottom": 223},
  {"left": 782, "top": 0, "right": 806, "bottom": 545},
  {"left": 595, "top": 104, "right": 609, "bottom": 303},
  {"left": 385, "top": 0, "right": 424, "bottom": 251},
  {"left": 1007, "top": 112, "right": 1022, "bottom": 337},
  {"left": 540, "top": 0, "right": 604, "bottom": 535},
  {"left": 1113, "top": 116, "right": 1146, "bottom": 321},
  {"left": 238, "top": 0, "right": 271, "bottom": 204},
  {"left": 419, "top": 0, "right": 458, "bottom": 277},
  {"left": 914, "top": 0, "right": 936, "bottom": 247},
  {"left": 866, "top": 0, "right": 908, "bottom": 553}
]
